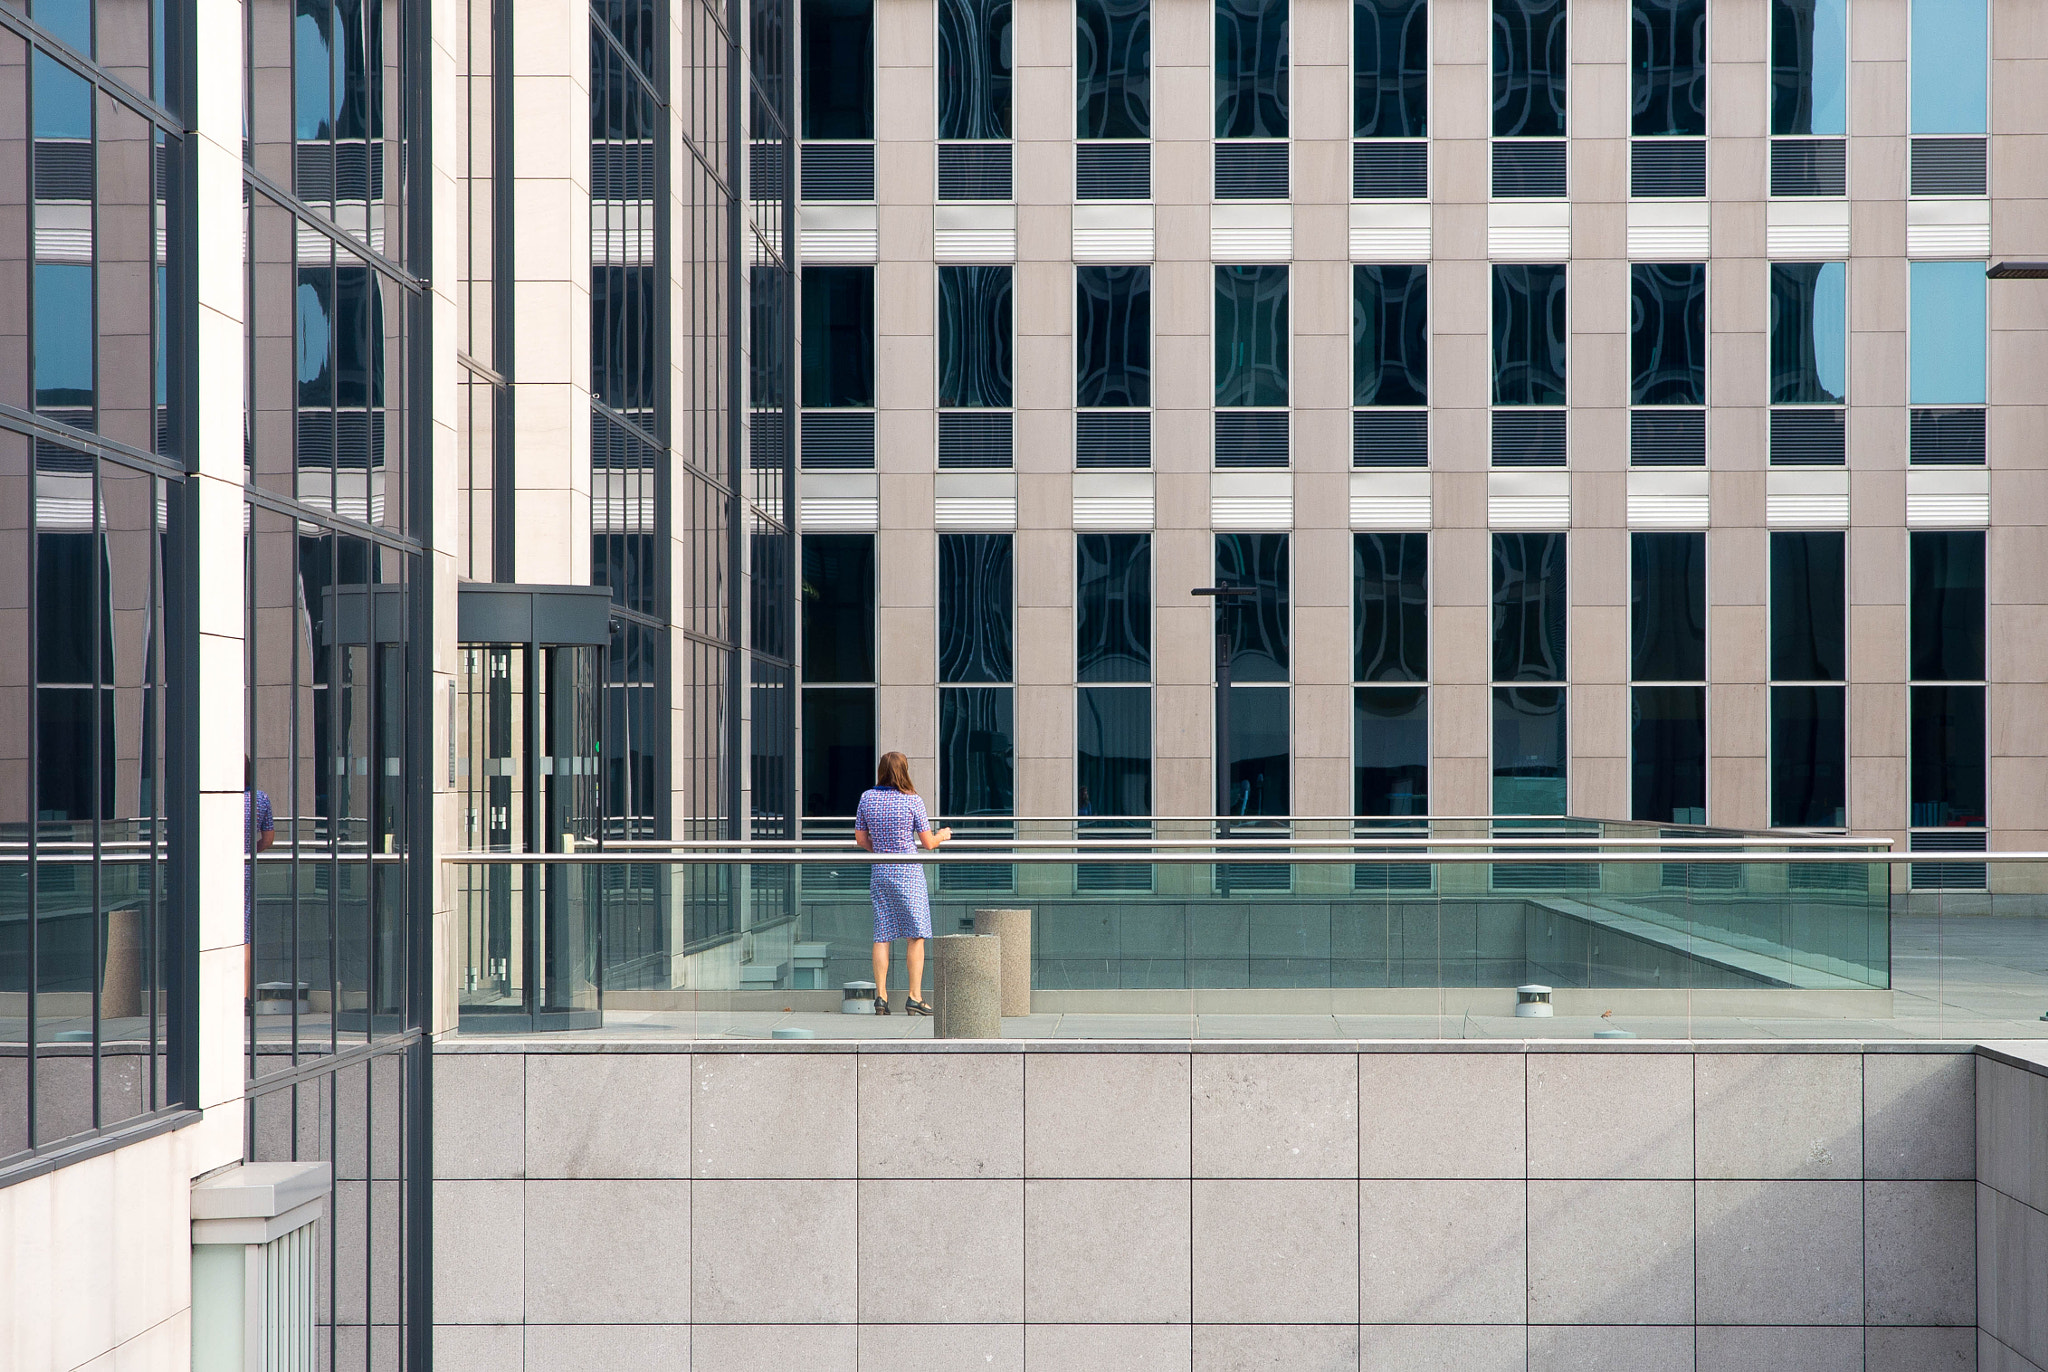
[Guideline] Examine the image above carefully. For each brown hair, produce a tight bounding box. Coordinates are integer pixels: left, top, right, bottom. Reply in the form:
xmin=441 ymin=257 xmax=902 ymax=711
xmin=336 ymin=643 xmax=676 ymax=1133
xmin=875 ymin=751 xmax=917 ymax=794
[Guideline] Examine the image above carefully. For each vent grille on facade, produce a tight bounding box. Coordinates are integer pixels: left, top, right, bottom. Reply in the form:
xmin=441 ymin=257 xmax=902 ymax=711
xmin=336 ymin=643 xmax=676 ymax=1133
xmin=801 ymin=142 xmax=874 ymax=200
xmin=1630 ymin=409 xmax=1706 ymax=466
xmin=1491 ymin=409 xmax=1566 ymax=467
xmin=294 ymin=140 xmax=385 ymax=203
xmin=32 ymin=140 xmax=93 ymax=199
xmin=1769 ymin=408 xmax=1846 ymax=465
xmin=1216 ymin=863 xmax=1290 ymax=892
xmin=1214 ymin=410 xmax=1289 ymax=467
xmin=1352 ymin=409 xmax=1428 ymax=467
xmin=1910 ymin=829 xmax=1987 ymax=891
xmin=1911 ymin=137 xmax=1988 ymax=197
xmin=1352 ymin=141 xmax=1427 ymax=199
xmin=750 ymin=410 xmax=788 ymax=469
xmin=1910 ymin=407 xmax=1986 ymax=464
xmin=1077 ymin=142 xmax=1150 ymax=200
xmin=296 ymin=410 xmax=388 ymax=469
xmin=940 ymin=864 xmax=1015 ymax=893
xmin=800 ymin=410 xmax=874 ymax=468
xmin=1353 ymin=862 xmax=1433 ymax=892
xmin=937 ymin=411 xmax=1013 ymax=468
xmin=1631 ymin=139 xmax=1706 ymax=198
xmin=937 ymin=143 xmax=1012 ymax=201
xmin=749 ymin=142 xmax=788 ymax=200
xmin=1076 ymin=410 xmax=1151 ymax=468
xmin=1770 ymin=139 xmax=1846 ymax=197
xmin=1214 ymin=141 xmax=1288 ymax=199
xmin=1076 ymin=862 xmax=1154 ymax=892
xmin=590 ymin=142 xmax=657 ymax=201
xmin=1491 ymin=862 xmax=1597 ymax=891
xmin=1491 ymin=140 xmax=1566 ymax=198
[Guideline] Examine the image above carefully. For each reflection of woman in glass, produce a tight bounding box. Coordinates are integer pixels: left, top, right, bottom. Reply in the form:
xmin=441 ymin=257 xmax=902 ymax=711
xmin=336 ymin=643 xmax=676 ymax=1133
xmin=855 ymin=753 xmax=952 ymax=1015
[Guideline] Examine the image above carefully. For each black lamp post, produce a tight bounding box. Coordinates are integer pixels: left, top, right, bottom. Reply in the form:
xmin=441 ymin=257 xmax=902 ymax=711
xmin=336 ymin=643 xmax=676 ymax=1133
xmin=1193 ymin=583 xmax=1257 ymax=840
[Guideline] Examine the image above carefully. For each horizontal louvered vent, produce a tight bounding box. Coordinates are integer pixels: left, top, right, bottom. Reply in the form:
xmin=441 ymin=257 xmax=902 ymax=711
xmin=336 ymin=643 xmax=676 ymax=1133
xmin=1353 ymin=863 xmax=1433 ymax=892
xmin=1631 ymin=409 xmax=1706 ymax=466
xmin=33 ymin=140 xmax=93 ymax=199
xmin=1631 ymin=139 xmax=1706 ymax=198
xmin=296 ymin=410 xmax=388 ymax=468
xmin=800 ymin=410 xmax=874 ymax=468
xmin=295 ymin=141 xmax=385 ymax=203
xmin=937 ymin=143 xmax=1012 ymax=201
xmin=937 ymin=411 xmax=1013 ymax=468
xmin=1214 ymin=410 xmax=1289 ymax=467
xmin=1077 ymin=142 xmax=1150 ymax=200
xmin=1076 ymin=410 xmax=1151 ymax=468
xmin=1492 ymin=140 xmax=1566 ymax=198
xmin=1077 ymin=863 xmax=1154 ymax=893
xmin=1910 ymin=829 xmax=1987 ymax=891
xmin=1352 ymin=410 xmax=1428 ymax=467
xmin=801 ymin=143 xmax=874 ymax=200
xmin=1215 ymin=141 xmax=1289 ymax=199
xmin=1771 ymin=139 xmax=1846 ymax=197
xmin=1911 ymin=138 xmax=1988 ymax=197
xmin=1352 ymin=141 xmax=1427 ymax=199
xmin=1769 ymin=408 xmax=1846 ymax=465
xmin=1216 ymin=863 xmax=1290 ymax=892
xmin=750 ymin=410 xmax=788 ymax=470
xmin=1491 ymin=409 xmax=1566 ymax=467
xmin=749 ymin=142 xmax=788 ymax=200
xmin=1910 ymin=408 xmax=1986 ymax=464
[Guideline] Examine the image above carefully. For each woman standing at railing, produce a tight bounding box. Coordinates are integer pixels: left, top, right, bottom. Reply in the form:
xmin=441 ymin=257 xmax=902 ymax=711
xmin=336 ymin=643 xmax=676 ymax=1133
xmin=855 ymin=752 xmax=953 ymax=1015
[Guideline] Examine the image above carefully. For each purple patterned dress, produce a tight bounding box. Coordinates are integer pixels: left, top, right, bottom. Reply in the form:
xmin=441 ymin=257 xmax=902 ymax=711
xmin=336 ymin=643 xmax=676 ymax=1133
xmin=856 ymin=787 xmax=933 ymax=941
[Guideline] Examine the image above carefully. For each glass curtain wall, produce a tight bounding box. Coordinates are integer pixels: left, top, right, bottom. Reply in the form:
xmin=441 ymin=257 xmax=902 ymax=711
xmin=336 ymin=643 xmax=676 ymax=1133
xmin=1354 ymin=533 xmax=1427 ymax=816
xmin=1216 ymin=533 xmax=1288 ymax=816
xmin=1077 ymin=534 xmax=1151 ymax=818
xmin=1909 ymin=531 xmax=1986 ymax=885
xmin=1771 ymin=0 xmax=1847 ymax=195
xmin=1492 ymin=263 xmax=1566 ymax=465
xmin=800 ymin=534 xmax=875 ymax=819
xmin=1492 ymin=533 xmax=1566 ymax=814
xmin=1352 ymin=264 xmax=1427 ymax=466
xmin=1630 ymin=262 xmax=1705 ymax=465
xmin=939 ymin=534 xmax=1015 ymax=818
xmin=1630 ymin=532 xmax=1707 ymax=823
xmin=1770 ymin=530 xmax=1846 ymax=826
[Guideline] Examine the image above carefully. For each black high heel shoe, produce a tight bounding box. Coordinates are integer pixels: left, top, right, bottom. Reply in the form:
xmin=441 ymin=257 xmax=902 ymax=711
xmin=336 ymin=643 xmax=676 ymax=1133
xmin=906 ymin=996 xmax=933 ymax=1017
xmin=873 ymin=994 xmax=891 ymax=1015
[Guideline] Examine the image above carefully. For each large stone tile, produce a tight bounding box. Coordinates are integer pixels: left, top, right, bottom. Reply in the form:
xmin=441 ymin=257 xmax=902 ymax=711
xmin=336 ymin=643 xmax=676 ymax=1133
xmin=1358 ymin=1325 xmax=1524 ymax=1372
xmin=1025 ymin=1178 xmax=1191 ymax=1323
xmin=1978 ymin=1058 xmax=2048 ymax=1212
xmin=1978 ymin=1183 xmax=2048 ymax=1367
xmin=1191 ymin=1324 xmax=1357 ymax=1372
xmin=1980 ymin=1328 xmax=2048 ymax=1372
xmin=1026 ymin=1324 xmax=1191 ymax=1371
xmin=1526 ymin=1324 xmax=1692 ymax=1372
xmin=1192 ymin=1054 xmax=1358 ymax=1178
xmin=1358 ymin=1052 xmax=1525 ymax=1179
xmin=1865 ymin=1053 xmax=1974 ymax=1180
xmin=857 ymin=1323 xmax=1023 ymax=1370
xmin=1864 ymin=1326 xmax=1977 ymax=1372
xmin=525 ymin=1324 xmax=691 ymax=1372
xmin=1526 ymin=1180 xmax=1694 ymax=1325
xmin=432 ymin=1324 xmax=521 ymax=1372
xmin=1695 ymin=1180 xmax=1861 ymax=1326
xmin=525 ymin=1179 xmax=690 ymax=1323
xmin=1191 ymin=1180 xmax=1358 ymax=1324
xmin=1694 ymin=1325 xmax=1862 ymax=1372
xmin=1357 ymin=1179 xmax=1524 ymax=1323
xmin=1865 ymin=1180 xmax=1975 ymax=1326
xmin=693 ymin=1053 xmax=857 ymax=1178
xmin=1527 ymin=1053 xmax=1692 ymax=1179
xmin=1024 ymin=1052 xmax=1191 ymax=1178
xmin=858 ymin=1179 xmax=1024 ymax=1323
xmin=525 ymin=1053 xmax=692 ymax=1179
xmin=432 ymin=1180 xmax=523 ymax=1325
xmin=689 ymin=1324 xmax=857 ymax=1372
xmin=858 ymin=1053 xmax=1023 ymax=1178
xmin=432 ymin=1052 xmax=526 ymax=1179
xmin=693 ymin=1179 xmax=858 ymax=1324
xmin=1695 ymin=1053 xmax=1861 ymax=1180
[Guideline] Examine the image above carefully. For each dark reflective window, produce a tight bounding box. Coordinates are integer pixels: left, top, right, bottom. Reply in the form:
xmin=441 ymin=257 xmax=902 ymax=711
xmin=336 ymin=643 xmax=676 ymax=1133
xmin=1078 ymin=0 xmax=1150 ymax=139
xmin=1911 ymin=685 xmax=1985 ymax=827
xmin=1077 ymin=266 xmax=1151 ymax=408
xmin=1224 ymin=685 xmax=1289 ymax=816
xmin=941 ymin=686 xmax=1015 ymax=816
xmin=1631 ymin=532 xmax=1705 ymax=681
xmin=1215 ymin=265 xmax=1289 ymax=407
xmin=1492 ymin=532 xmax=1565 ymax=683
xmin=1078 ymin=687 xmax=1150 ymax=816
xmin=939 ymin=265 xmax=1013 ymax=408
xmin=752 ymin=266 xmax=790 ymax=410
xmin=1770 ymin=531 xmax=1844 ymax=681
xmin=1215 ymin=0 xmax=1288 ymax=138
xmin=1772 ymin=684 xmax=1846 ymax=826
xmin=1494 ymin=685 xmax=1565 ymax=815
xmin=1216 ymin=532 xmax=1288 ymax=682
xmin=1492 ymin=264 xmax=1566 ymax=406
xmin=802 ymin=534 xmax=874 ymax=682
xmin=593 ymin=266 xmax=659 ymax=416
xmin=803 ymin=0 xmax=874 ymax=138
xmin=937 ymin=0 xmax=1012 ymax=139
xmin=802 ymin=267 xmax=874 ymax=407
xmin=1078 ymin=533 xmax=1150 ymax=683
xmin=1354 ymin=0 xmax=1427 ymax=138
xmin=1773 ymin=0 xmax=1847 ymax=135
xmin=1353 ymin=265 xmax=1427 ymax=407
xmin=1632 ymin=0 xmax=1706 ymax=136
xmin=1355 ymin=686 xmax=1427 ymax=816
xmin=1631 ymin=263 xmax=1705 ymax=406
xmin=1353 ymin=532 xmax=1426 ymax=683
xmin=1770 ymin=262 xmax=1846 ymax=405
xmin=939 ymin=533 xmax=1013 ymax=683
xmin=1632 ymin=685 xmax=1706 ymax=823
xmin=802 ymin=688 xmax=876 ymax=816
xmin=1910 ymin=531 xmax=1984 ymax=682
xmin=1493 ymin=0 xmax=1567 ymax=137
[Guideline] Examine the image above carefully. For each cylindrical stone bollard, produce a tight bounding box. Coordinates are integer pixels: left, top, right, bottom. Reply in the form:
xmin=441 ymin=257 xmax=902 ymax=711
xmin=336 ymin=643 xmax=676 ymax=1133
xmin=972 ymin=907 xmax=1032 ymax=1016
xmin=101 ymin=906 xmax=143 ymax=1019
xmin=930 ymin=934 xmax=1002 ymax=1038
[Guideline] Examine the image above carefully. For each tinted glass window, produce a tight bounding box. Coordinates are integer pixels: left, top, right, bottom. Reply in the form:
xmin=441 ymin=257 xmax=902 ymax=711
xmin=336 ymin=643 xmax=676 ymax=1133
xmin=1353 ymin=265 xmax=1427 ymax=407
xmin=1770 ymin=531 xmax=1845 ymax=681
xmin=1493 ymin=0 xmax=1567 ymax=137
xmin=1224 ymin=686 xmax=1289 ymax=816
xmin=1910 ymin=530 xmax=1984 ymax=681
xmin=1910 ymin=685 xmax=1985 ymax=827
xmin=1631 ymin=532 xmax=1706 ymax=682
xmin=752 ymin=266 xmax=790 ymax=410
xmin=1215 ymin=266 xmax=1288 ymax=407
xmin=1773 ymin=0 xmax=1847 ymax=135
xmin=937 ymin=0 xmax=1013 ymax=139
xmin=802 ymin=687 xmax=875 ymax=815
xmin=1910 ymin=261 xmax=1985 ymax=406
xmin=1632 ymin=685 xmax=1706 ymax=823
xmin=1078 ymin=0 xmax=1150 ymax=139
xmin=1492 ymin=264 xmax=1567 ymax=406
xmin=801 ymin=267 xmax=874 ymax=407
xmin=1077 ymin=266 xmax=1151 ymax=408
xmin=1078 ymin=686 xmax=1151 ymax=816
xmin=1216 ymin=0 xmax=1288 ymax=138
xmin=939 ymin=532 xmax=1014 ymax=683
xmin=1354 ymin=532 xmax=1427 ymax=683
xmin=1770 ymin=262 xmax=1846 ymax=405
xmin=1910 ymin=0 xmax=1986 ymax=134
xmin=1492 ymin=532 xmax=1566 ymax=682
xmin=1632 ymin=0 xmax=1706 ymax=136
xmin=941 ymin=686 xmax=1015 ymax=816
xmin=1355 ymin=686 xmax=1427 ymax=816
xmin=1354 ymin=0 xmax=1427 ymax=138
xmin=1631 ymin=263 xmax=1706 ymax=406
xmin=802 ymin=0 xmax=874 ymax=137
xmin=1494 ymin=685 xmax=1566 ymax=815
xmin=1216 ymin=532 xmax=1289 ymax=682
xmin=801 ymin=534 xmax=874 ymax=682
xmin=1772 ymin=684 xmax=1846 ymax=826
xmin=1078 ymin=533 xmax=1151 ymax=683
xmin=939 ymin=266 xmax=1013 ymax=408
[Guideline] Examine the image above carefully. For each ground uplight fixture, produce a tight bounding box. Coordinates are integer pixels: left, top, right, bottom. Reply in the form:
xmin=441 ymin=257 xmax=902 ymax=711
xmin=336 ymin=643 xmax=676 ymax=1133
xmin=1986 ymin=261 xmax=2048 ymax=279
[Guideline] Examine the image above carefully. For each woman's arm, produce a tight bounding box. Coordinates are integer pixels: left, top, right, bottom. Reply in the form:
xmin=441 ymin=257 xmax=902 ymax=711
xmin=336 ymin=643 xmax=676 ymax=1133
xmin=855 ymin=828 xmax=873 ymax=852
xmin=917 ymin=825 xmax=953 ymax=850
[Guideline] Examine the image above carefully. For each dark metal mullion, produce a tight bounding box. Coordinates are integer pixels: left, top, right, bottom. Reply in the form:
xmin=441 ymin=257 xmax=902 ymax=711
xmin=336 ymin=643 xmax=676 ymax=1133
xmin=0 ymin=407 xmax=186 ymax=484
xmin=489 ymin=0 xmax=516 ymax=581
xmin=89 ymin=462 xmax=104 ymax=1126
xmin=289 ymin=513 xmax=305 ymax=1068
xmin=240 ymin=482 xmax=423 ymax=558
xmin=723 ymin=0 xmax=747 ymax=838
xmin=651 ymin=0 xmax=675 ymax=845
xmin=146 ymin=475 xmax=162 ymax=1109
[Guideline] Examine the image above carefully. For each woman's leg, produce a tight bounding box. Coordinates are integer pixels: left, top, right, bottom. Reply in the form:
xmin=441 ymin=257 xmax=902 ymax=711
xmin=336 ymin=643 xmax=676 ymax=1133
xmin=872 ymin=939 xmax=890 ymax=1003
xmin=907 ymin=937 xmax=925 ymax=1001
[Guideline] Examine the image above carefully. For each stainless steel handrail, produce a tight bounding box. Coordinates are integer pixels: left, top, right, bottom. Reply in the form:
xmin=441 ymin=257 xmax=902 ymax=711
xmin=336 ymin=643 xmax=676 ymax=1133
xmin=441 ymin=848 xmax=1941 ymax=867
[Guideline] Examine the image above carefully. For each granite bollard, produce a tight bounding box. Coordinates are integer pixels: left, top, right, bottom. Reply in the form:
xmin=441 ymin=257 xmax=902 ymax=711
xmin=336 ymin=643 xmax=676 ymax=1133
xmin=972 ymin=907 xmax=1031 ymax=1016
xmin=931 ymin=933 xmax=1002 ymax=1038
